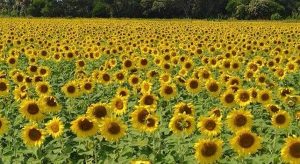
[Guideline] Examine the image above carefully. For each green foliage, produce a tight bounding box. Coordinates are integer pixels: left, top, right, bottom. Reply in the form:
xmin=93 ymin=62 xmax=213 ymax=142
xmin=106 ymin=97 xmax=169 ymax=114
xmin=270 ymin=13 xmax=282 ymax=20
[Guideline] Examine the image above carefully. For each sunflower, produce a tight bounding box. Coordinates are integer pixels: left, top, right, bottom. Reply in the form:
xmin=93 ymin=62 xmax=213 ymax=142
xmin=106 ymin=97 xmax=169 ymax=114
xmin=99 ymin=71 xmax=112 ymax=85
xmin=194 ymin=138 xmax=223 ymax=164
xmin=114 ymin=69 xmax=127 ymax=84
xmin=13 ymin=85 xmax=28 ymax=101
xmin=116 ymin=87 xmax=130 ymax=99
xmin=197 ymin=116 xmax=222 ymax=137
xmin=220 ymin=90 xmax=236 ymax=107
xmin=140 ymin=81 xmax=152 ymax=95
xmin=159 ymin=83 xmax=177 ymax=100
xmin=205 ymin=79 xmax=221 ymax=96
xmin=36 ymin=81 xmax=52 ymax=96
xmin=40 ymin=96 xmax=61 ymax=113
xmin=86 ymin=102 xmax=111 ymax=121
xmin=209 ymin=108 xmax=222 ymax=118
xmin=265 ymin=104 xmax=280 ymax=114
xmin=80 ymin=79 xmax=95 ymax=94
xmin=278 ymin=87 xmax=294 ymax=101
xmin=70 ymin=115 xmax=98 ymax=138
xmin=281 ymin=136 xmax=300 ymax=164
xmin=235 ymin=89 xmax=252 ymax=106
xmin=159 ymin=73 xmax=172 ymax=84
xmin=38 ymin=66 xmax=50 ymax=77
xmin=22 ymin=123 xmax=45 ymax=147
xmin=258 ymin=89 xmax=272 ymax=105
xmin=185 ymin=78 xmax=201 ymax=94
xmin=173 ymin=102 xmax=195 ymax=116
xmin=198 ymin=68 xmax=211 ymax=81
xmin=128 ymin=74 xmax=140 ymax=88
xmin=45 ymin=117 xmax=64 ymax=138
xmin=230 ymin=129 xmax=262 ymax=156
xmin=0 ymin=116 xmax=9 ymax=136
xmin=110 ymin=95 xmax=127 ymax=115
xmin=271 ymin=110 xmax=291 ymax=129
xmin=144 ymin=114 xmax=159 ymax=133
xmin=61 ymin=81 xmax=81 ymax=98
xmin=0 ymin=79 xmax=9 ymax=97
xmin=227 ymin=109 xmax=253 ymax=132
xmin=19 ymin=99 xmax=45 ymax=121
xmin=169 ymin=114 xmax=195 ymax=136
xmin=131 ymin=106 xmax=151 ymax=132
xmin=139 ymin=94 xmax=158 ymax=109
xmin=100 ymin=117 xmax=127 ymax=142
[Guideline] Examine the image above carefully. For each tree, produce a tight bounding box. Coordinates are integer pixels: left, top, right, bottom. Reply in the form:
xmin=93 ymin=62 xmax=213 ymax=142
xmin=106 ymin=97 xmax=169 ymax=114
xmin=247 ymin=0 xmax=284 ymax=19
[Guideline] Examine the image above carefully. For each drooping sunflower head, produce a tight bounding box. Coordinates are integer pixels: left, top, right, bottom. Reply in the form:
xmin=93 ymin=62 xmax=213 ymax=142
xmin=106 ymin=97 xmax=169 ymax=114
xmin=281 ymin=136 xmax=300 ymax=164
xmin=169 ymin=114 xmax=195 ymax=136
xmin=70 ymin=115 xmax=98 ymax=138
xmin=271 ymin=110 xmax=291 ymax=129
xmin=100 ymin=117 xmax=127 ymax=142
xmin=230 ymin=129 xmax=262 ymax=156
xmin=197 ymin=116 xmax=222 ymax=137
xmin=45 ymin=117 xmax=64 ymax=138
xmin=194 ymin=138 xmax=223 ymax=164
xmin=22 ymin=123 xmax=45 ymax=147
xmin=227 ymin=109 xmax=253 ymax=132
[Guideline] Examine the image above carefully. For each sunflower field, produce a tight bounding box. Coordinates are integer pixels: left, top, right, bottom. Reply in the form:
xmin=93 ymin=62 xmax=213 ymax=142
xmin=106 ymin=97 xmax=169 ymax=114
xmin=0 ymin=18 xmax=299 ymax=164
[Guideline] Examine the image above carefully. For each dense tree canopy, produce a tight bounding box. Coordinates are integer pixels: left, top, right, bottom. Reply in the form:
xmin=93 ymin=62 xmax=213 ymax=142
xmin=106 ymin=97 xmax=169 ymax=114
xmin=0 ymin=0 xmax=300 ymax=19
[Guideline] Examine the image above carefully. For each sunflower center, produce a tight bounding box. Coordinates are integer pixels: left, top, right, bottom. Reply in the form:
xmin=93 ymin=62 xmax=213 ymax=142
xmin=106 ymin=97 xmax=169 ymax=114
xmin=40 ymin=84 xmax=48 ymax=93
xmin=40 ymin=68 xmax=47 ymax=75
xmin=225 ymin=94 xmax=234 ymax=103
xmin=137 ymin=109 xmax=149 ymax=123
xmin=175 ymin=118 xmax=184 ymax=131
xmin=261 ymin=93 xmax=270 ymax=101
xmin=144 ymin=95 xmax=154 ymax=105
xmin=27 ymin=103 xmax=39 ymax=114
xmin=235 ymin=114 xmax=247 ymax=127
xmin=281 ymin=89 xmax=291 ymax=97
xmin=9 ymin=58 xmax=16 ymax=64
xmin=205 ymin=120 xmax=216 ymax=131
xmin=46 ymin=97 xmax=57 ymax=107
xmin=258 ymin=76 xmax=265 ymax=83
xmin=164 ymin=86 xmax=174 ymax=95
xmin=141 ymin=59 xmax=148 ymax=65
xmin=202 ymin=71 xmax=210 ymax=79
xmin=30 ymin=65 xmax=38 ymax=72
xmin=0 ymin=82 xmax=7 ymax=91
xmin=108 ymin=122 xmax=121 ymax=134
xmin=28 ymin=128 xmax=42 ymax=141
xmin=119 ymin=91 xmax=127 ymax=97
xmin=51 ymin=124 xmax=59 ymax=133
xmin=185 ymin=63 xmax=192 ymax=69
xmin=0 ymin=120 xmax=2 ymax=128
xmin=116 ymin=73 xmax=124 ymax=80
xmin=102 ymin=74 xmax=110 ymax=82
xmin=251 ymin=90 xmax=257 ymax=98
xmin=275 ymin=114 xmax=286 ymax=125
xmin=213 ymin=109 xmax=221 ymax=117
xmin=84 ymin=83 xmax=92 ymax=90
xmin=239 ymin=92 xmax=250 ymax=102
xmin=67 ymin=86 xmax=76 ymax=93
xmin=289 ymin=142 xmax=300 ymax=158
xmin=201 ymin=142 xmax=217 ymax=157
xmin=78 ymin=119 xmax=94 ymax=131
xmin=17 ymin=75 xmax=24 ymax=82
xmin=239 ymin=133 xmax=255 ymax=148
xmin=124 ymin=60 xmax=132 ymax=68
xmin=132 ymin=77 xmax=139 ymax=84
xmin=208 ymin=83 xmax=219 ymax=92
xmin=93 ymin=106 xmax=107 ymax=118
xmin=269 ymin=105 xmax=279 ymax=113
xmin=146 ymin=118 xmax=156 ymax=127
xmin=189 ymin=80 xmax=199 ymax=89
xmin=179 ymin=105 xmax=192 ymax=115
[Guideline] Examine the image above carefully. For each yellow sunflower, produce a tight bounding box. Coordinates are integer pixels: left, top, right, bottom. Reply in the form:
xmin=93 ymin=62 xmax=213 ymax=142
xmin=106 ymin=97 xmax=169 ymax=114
xmin=86 ymin=102 xmax=111 ymax=121
xmin=0 ymin=116 xmax=9 ymax=136
xmin=281 ymin=136 xmax=300 ymax=164
xmin=169 ymin=114 xmax=195 ymax=136
xmin=173 ymin=102 xmax=195 ymax=116
xmin=111 ymin=95 xmax=127 ymax=115
xmin=185 ymin=78 xmax=201 ymax=94
xmin=139 ymin=94 xmax=158 ymax=110
xmin=0 ymin=79 xmax=9 ymax=97
xmin=19 ymin=99 xmax=45 ymax=121
xmin=131 ymin=106 xmax=151 ymax=132
xmin=45 ymin=117 xmax=64 ymax=138
xmin=70 ymin=115 xmax=98 ymax=138
xmin=159 ymin=83 xmax=177 ymax=100
xmin=100 ymin=117 xmax=127 ymax=142
xmin=61 ymin=81 xmax=81 ymax=98
xmin=39 ymin=96 xmax=61 ymax=113
xmin=22 ymin=123 xmax=45 ymax=147
xmin=230 ymin=129 xmax=262 ymax=156
xmin=194 ymin=138 xmax=223 ymax=164
xmin=197 ymin=116 xmax=222 ymax=137
xmin=227 ymin=109 xmax=253 ymax=132
xmin=220 ymin=90 xmax=236 ymax=107
xmin=271 ymin=110 xmax=291 ymax=129
xmin=258 ymin=89 xmax=272 ymax=105
xmin=205 ymin=79 xmax=221 ymax=97
xmin=235 ymin=89 xmax=252 ymax=106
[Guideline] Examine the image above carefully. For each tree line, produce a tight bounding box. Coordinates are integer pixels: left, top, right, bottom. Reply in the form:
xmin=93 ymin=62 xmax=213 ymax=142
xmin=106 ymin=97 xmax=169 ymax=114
xmin=0 ymin=0 xmax=300 ymax=19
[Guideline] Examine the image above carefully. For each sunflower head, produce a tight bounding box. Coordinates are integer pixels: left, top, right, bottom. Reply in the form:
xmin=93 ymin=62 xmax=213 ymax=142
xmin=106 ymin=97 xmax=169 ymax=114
xmin=169 ymin=114 xmax=195 ymax=136
xmin=100 ymin=117 xmax=127 ymax=142
xmin=271 ymin=110 xmax=291 ymax=129
xmin=22 ymin=124 xmax=45 ymax=147
xmin=70 ymin=116 xmax=98 ymax=138
xmin=197 ymin=116 xmax=222 ymax=137
xmin=281 ymin=136 xmax=300 ymax=164
xmin=194 ymin=138 xmax=223 ymax=164
xmin=45 ymin=117 xmax=64 ymax=138
xmin=227 ymin=109 xmax=253 ymax=132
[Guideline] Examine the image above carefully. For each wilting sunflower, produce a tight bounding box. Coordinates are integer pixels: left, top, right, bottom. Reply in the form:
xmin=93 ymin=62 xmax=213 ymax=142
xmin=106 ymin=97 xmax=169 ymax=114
xmin=173 ymin=102 xmax=195 ymax=116
xmin=281 ymin=136 xmax=300 ymax=164
xmin=227 ymin=109 xmax=253 ymax=132
xmin=257 ymin=89 xmax=272 ymax=105
xmin=70 ymin=115 xmax=98 ymax=138
xmin=206 ymin=79 xmax=221 ymax=96
xmin=197 ymin=116 xmax=222 ymax=137
xmin=86 ymin=102 xmax=111 ymax=121
xmin=271 ymin=110 xmax=291 ymax=129
xmin=22 ymin=123 xmax=45 ymax=147
xmin=185 ymin=78 xmax=201 ymax=94
xmin=40 ymin=96 xmax=61 ymax=113
xmin=0 ymin=79 xmax=9 ymax=97
xmin=100 ymin=117 xmax=127 ymax=142
xmin=159 ymin=83 xmax=177 ymax=100
xmin=220 ymin=90 xmax=236 ymax=107
xmin=139 ymin=94 xmax=158 ymax=109
xmin=111 ymin=95 xmax=127 ymax=115
xmin=235 ymin=89 xmax=252 ymax=106
xmin=19 ymin=99 xmax=44 ymax=121
xmin=230 ymin=129 xmax=262 ymax=156
xmin=0 ymin=116 xmax=9 ymax=136
xmin=169 ymin=114 xmax=195 ymax=136
xmin=45 ymin=117 xmax=64 ymax=138
xmin=194 ymin=138 xmax=223 ymax=164
xmin=61 ymin=81 xmax=81 ymax=98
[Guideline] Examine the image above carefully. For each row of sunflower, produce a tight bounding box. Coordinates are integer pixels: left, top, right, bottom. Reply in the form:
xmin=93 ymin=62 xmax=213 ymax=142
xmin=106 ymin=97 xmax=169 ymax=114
xmin=0 ymin=18 xmax=300 ymax=163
